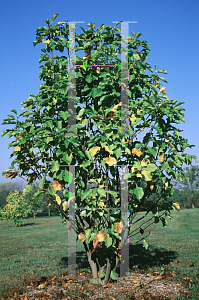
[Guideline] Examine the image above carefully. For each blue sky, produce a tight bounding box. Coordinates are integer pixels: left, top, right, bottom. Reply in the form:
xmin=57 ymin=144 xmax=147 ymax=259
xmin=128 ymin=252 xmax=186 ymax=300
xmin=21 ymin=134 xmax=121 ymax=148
xmin=0 ymin=0 xmax=199 ymax=192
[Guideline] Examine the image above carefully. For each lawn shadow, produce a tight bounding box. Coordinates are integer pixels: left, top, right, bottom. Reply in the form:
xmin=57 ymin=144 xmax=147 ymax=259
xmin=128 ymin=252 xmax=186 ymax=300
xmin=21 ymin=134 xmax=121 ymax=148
xmin=5 ymin=222 xmax=36 ymax=227
xmin=128 ymin=243 xmax=178 ymax=271
xmin=59 ymin=243 xmax=178 ymax=274
xmin=18 ymin=222 xmax=36 ymax=227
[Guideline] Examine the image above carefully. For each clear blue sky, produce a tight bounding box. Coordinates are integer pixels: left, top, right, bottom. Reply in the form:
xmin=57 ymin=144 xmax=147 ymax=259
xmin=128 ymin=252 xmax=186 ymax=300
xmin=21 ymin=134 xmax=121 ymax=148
xmin=1 ymin=0 xmax=199 ymax=192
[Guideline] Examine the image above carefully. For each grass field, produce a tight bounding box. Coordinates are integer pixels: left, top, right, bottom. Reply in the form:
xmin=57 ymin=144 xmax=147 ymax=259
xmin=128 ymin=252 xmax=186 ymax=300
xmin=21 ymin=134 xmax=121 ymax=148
xmin=0 ymin=208 xmax=198 ymax=299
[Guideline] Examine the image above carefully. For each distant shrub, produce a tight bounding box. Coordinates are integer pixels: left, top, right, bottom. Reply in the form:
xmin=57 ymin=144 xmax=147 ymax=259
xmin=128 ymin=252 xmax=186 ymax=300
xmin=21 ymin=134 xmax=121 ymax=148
xmin=0 ymin=190 xmax=32 ymax=226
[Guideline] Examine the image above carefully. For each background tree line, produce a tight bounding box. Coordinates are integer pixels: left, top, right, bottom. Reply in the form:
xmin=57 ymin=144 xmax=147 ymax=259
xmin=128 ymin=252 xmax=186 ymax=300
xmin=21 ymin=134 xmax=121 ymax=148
xmin=0 ymin=164 xmax=198 ymax=218
xmin=143 ymin=164 xmax=199 ymax=209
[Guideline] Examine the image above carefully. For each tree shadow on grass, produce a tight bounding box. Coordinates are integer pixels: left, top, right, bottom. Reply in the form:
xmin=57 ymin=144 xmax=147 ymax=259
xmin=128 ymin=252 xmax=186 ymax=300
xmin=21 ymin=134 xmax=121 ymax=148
xmin=5 ymin=222 xmax=36 ymax=227
xmin=18 ymin=222 xmax=36 ymax=227
xmin=128 ymin=243 xmax=178 ymax=271
xmin=59 ymin=243 xmax=178 ymax=274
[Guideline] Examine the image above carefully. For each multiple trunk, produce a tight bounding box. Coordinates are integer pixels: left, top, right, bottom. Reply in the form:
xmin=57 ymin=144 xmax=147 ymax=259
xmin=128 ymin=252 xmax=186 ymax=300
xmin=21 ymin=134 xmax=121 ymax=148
xmin=83 ymin=240 xmax=121 ymax=285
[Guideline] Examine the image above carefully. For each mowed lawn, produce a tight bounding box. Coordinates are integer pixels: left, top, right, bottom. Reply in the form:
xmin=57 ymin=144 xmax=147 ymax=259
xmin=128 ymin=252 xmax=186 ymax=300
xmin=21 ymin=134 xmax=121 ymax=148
xmin=0 ymin=208 xmax=198 ymax=299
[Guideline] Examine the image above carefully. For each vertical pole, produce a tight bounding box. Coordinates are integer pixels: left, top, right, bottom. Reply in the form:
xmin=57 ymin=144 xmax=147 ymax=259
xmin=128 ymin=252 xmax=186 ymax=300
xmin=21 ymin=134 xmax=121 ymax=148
xmin=67 ymin=21 xmax=84 ymax=279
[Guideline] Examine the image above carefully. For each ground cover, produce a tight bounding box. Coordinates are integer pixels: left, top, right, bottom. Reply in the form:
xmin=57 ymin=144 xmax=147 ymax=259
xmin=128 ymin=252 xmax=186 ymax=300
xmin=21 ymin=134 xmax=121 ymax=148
xmin=0 ymin=209 xmax=198 ymax=299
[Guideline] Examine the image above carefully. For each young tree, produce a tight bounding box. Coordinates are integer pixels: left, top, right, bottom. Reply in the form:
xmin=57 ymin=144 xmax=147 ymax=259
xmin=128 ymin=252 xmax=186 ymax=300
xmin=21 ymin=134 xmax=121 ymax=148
xmin=0 ymin=180 xmax=25 ymax=209
xmin=23 ymin=180 xmax=48 ymax=218
xmin=0 ymin=180 xmax=47 ymax=223
xmin=1 ymin=14 xmax=198 ymax=285
xmin=0 ymin=189 xmax=32 ymax=227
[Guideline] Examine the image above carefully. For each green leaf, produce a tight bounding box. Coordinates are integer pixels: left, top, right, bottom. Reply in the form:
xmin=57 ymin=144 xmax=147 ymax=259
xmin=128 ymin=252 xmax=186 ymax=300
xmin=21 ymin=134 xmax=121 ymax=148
xmin=89 ymin=232 xmax=98 ymax=242
xmin=134 ymin=186 xmax=144 ymax=200
xmin=104 ymin=233 xmax=112 ymax=248
xmin=52 ymin=14 xmax=59 ymax=23
xmin=135 ymin=85 xmax=142 ymax=94
xmin=161 ymin=162 xmax=169 ymax=169
xmin=2 ymin=119 xmax=16 ymax=125
xmin=108 ymin=229 xmax=121 ymax=240
xmin=39 ymin=176 xmax=46 ymax=189
xmin=2 ymin=170 xmax=12 ymax=176
xmin=59 ymin=38 xmax=67 ymax=47
xmin=179 ymin=115 xmax=186 ymax=123
xmin=157 ymin=70 xmax=167 ymax=74
xmin=17 ymin=136 xmax=26 ymax=145
xmin=143 ymin=239 xmax=148 ymax=250
xmin=147 ymin=147 xmax=157 ymax=156
xmin=81 ymin=189 xmax=93 ymax=201
xmin=11 ymin=109 xmax=18 ymax=116
xmin=85 ymin=150 xmax=92 ymax=160
xmin=85 ymin=228 xmax=91 ymax=243
xmin=97 ymin=188 xmax=106 ymax=197
xmin=114 ymin=149 xmax=122 ymax=159
xmin=68 ymin=136 xmax=80 ymax=148
xmin=79 ymin=26 xmax=86 ymax=33
xmin=25 ymin=96 xmax=35 ymax=104
xmin=100 ymin=272 xmax=106 ymax=279
xmin=110 ymin=269 xmax=118 ymax=280
xmin=80 ymin=210 xmax=87 ymax=217
xmin=46 ymin=137 xmax=53 ymax=144
xmin=133 ymin=53 xmax=140 ymax=61
xmin=47 ymin=188 xmax=54 ymax=197
xmin=146 ymin=163 xmax=157 ymax=172
xmin=106 ymin=190 xmax=118 ymax=199
xmin=159 ymin=77 xmax=168 ymax=83
xmin=146 ymin=65 xmax=153 ymax=72
xmin=129 ymin=74 xmax=135 ymax=83
xmin=7 ymin=114 xmax=16 ymax=120
xmin=114 ymin=21 xmax=122 ymax=27
xmin=135 ymin=32 xmax=142 ymax=39
xmin=32 ymin=190 xmax=44 ymax=200
xmin=59 ymin=111 xmax=68 ymax=120
xmin=23 ymin=111 xmax=35 ymax=116
xmin=174 ymin=106 xmax=185 ymax=111
xmin=80 ymin=160 xmax=92 ymax=168
xmin=142 ymin=170 xmax=152 ymax=181
xmin=174 ymin=101 xmax=185 ymax=107
xmin=85 ymin=74 xmax=93 ymax=83
xmin=46 ymin=120 xmax=53 ymax=129
xmin=92 ymin=87 xmax=103 ymax=99
xmin=89 ymin=279 xmax=98 ymax=284
xmin=64 ymin=139 xmax=69 ymax=148
xmin=146 ymin=98 xmax=155 ymax=107
xmin=51 ymin=161 xmax=60 ymax=172
xmin=82 ymin=119 xmax=88 ymax=126
xmin=1 ymin=130 xmax=11 ymax=137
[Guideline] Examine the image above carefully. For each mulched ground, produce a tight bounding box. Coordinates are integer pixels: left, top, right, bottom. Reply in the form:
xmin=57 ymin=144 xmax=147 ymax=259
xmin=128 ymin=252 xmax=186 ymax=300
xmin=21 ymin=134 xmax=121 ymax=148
xmin=1 ymin=267 xmax=191 ymax=300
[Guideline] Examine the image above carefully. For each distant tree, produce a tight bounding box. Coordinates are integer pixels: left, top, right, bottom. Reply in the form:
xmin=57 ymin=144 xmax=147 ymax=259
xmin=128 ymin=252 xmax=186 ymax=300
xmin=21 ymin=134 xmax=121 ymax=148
xmin=0 ymin=180 xmax=25 ymax=209
xmin=171 ymin=165 xmax=199 ymax=208
xmin=23 ymin=180 xmax=48 ymax=218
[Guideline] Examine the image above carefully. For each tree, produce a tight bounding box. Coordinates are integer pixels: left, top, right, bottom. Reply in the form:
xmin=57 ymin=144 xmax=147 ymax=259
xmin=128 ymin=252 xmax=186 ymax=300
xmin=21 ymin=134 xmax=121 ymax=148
xmin=171 ymin=165 xmax=199 ymax=208
xmin=0 ymin=189 xmax=32 ymax=226
xmin=0 ymin=180 xmax=48 ymax=223
xmin=23 ymin=180 xmax=48 ymax=218
xmin=0 ymin=180 xmax=25 ymax=209
xmin=1 ymin=14 xmax=198 ymax=285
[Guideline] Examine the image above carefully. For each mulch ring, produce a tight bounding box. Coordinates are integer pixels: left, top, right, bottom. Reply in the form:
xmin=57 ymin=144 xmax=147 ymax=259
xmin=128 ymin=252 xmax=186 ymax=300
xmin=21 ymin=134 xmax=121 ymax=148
xmin=1 ymin=267 xmax=190 ymax=300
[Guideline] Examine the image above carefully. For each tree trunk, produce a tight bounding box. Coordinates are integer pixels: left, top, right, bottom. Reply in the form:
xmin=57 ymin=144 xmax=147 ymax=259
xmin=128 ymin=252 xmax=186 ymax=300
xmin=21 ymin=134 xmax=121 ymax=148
xmin=47 ymin=206 xmax=51 ymax=216
xmin=83 ymin=240 xmax=120 ymax=285
xmin=192 ymin=203 xmax=195 ymax=208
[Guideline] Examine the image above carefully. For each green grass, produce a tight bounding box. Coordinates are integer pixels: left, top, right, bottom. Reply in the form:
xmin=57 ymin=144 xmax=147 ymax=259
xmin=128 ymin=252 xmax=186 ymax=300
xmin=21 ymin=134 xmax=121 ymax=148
xmin=0 ymin=209 xmax=199 ymax=299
